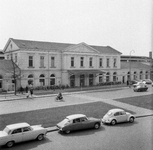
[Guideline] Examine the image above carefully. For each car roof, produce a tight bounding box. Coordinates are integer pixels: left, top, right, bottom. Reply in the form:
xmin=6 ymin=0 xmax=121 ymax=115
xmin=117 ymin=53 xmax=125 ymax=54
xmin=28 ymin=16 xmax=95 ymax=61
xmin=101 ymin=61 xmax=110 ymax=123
xmin=109 ymin=109 xmax=124 ymax=113
xmin=6 ymin=122 xmax=30 ymax=130
xmin=66 ymin=114 xmax=86 ymax=120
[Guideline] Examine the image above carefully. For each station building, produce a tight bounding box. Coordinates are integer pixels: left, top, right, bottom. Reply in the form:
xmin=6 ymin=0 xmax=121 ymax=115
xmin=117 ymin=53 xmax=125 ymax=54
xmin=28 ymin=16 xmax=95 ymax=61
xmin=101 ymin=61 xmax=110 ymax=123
xmin=0 ymin=38 xmax=152 ymax=91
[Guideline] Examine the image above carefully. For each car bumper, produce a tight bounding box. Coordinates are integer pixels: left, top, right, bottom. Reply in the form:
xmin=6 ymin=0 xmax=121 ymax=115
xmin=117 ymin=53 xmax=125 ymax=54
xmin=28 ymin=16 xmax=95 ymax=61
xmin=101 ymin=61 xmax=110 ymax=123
xmin=102 ymin=119 xmax=111 ymax=124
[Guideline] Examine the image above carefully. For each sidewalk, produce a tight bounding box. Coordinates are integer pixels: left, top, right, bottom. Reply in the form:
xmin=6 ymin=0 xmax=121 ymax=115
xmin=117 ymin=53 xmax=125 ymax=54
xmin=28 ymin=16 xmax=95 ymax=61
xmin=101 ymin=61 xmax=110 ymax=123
xmin=0 ymin=84 xmax=127 ymax=102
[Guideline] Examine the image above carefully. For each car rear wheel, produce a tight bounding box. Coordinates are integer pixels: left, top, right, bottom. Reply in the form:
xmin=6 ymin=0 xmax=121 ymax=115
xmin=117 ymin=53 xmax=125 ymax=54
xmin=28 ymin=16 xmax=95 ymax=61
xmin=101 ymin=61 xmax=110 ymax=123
xmin=129 ymin=117 xmax=134 ymax=123
xmin=37 ymin=134 xmax=44 ymax=141
xmin=111 ymin=119 xmax=116 ymax=125
xmin=6 ymin=141 xmax=14 ymax=148
xmin=94 ymin=123 xmax=100 ymax=129
xmin=65 ymin=130 xmax=70 ymax=134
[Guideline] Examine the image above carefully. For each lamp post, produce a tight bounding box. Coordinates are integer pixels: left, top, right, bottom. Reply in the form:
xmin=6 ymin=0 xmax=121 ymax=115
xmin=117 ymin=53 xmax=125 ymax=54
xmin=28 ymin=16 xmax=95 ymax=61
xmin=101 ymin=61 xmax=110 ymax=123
xmin=129 ymin=50 xmax=135 ymax=87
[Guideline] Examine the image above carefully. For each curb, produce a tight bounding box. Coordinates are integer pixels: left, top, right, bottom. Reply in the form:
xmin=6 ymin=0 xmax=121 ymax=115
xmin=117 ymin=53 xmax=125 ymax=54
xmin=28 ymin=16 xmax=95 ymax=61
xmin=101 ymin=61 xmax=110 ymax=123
xmin=135 ymin=114 xmax=153 ymax=118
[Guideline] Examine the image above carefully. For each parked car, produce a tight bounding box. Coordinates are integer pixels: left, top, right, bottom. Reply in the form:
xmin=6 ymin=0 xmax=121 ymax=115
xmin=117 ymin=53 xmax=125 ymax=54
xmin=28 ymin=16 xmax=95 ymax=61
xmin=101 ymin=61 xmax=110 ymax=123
xmin=56 ymin=114 xmax=101 ymax=134
xmin=102 ymin=109 xmax=135 ymax=125
xmin=0 ymin=122 xmax=47 ymax=148
xmin=141 ymin=79 xmax=153 ymax=84
xmin=133 ymin=82 xmax=148 ymax=92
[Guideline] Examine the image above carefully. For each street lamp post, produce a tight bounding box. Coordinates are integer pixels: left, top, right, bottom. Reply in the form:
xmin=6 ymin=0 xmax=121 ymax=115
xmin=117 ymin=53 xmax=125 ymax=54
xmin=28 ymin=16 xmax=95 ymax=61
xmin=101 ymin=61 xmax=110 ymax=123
xmin=129 ymin=50 xmax=135 ymax=87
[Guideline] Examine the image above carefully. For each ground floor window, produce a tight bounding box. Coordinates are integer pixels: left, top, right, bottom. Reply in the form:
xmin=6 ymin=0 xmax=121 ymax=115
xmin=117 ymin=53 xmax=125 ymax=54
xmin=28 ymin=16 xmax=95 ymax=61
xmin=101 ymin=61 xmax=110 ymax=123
xmin=145 ymin=71 xmax=149 ymax=79
xmin=99 ymin=74 xmax=103 ymax=83
xmin=39 ymin=74 xmax=45 ymax=86
xmin=28 ymin=74 xmax=34 ymax=85
xmin=106 ymin=72 xmax=110 ymax=82
xmin=0 ymin=75 xmax=2 ymax=88
xmin=50 ymin=74 xmax=55 ymax=85
xmin=113 ymin=72 xmax=117 ymax=82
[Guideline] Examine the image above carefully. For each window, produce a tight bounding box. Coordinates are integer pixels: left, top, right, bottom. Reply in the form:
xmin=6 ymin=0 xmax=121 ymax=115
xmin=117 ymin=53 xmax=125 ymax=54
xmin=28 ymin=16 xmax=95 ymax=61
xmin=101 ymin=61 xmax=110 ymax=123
xmin=73 ymin=118 xmax=81 ymax=123
xmin=71 ymin=57 xmax=74 ymax=67
xmin=15 ymin=54 xmax=17 ymax=63
xmin=12 ymin=128 xmax=22 ymax=134
xmin=51 ymin=57 xmax=55 ymax=68
xmin=40 ymin=56 xmax=44 ymax=67
xmin=7 ymin=55 xmax=9 ymax=60
xmin=50 ymin=74 xmax=55 ymax=85
xmin=89 ymin=57 xmax=93 ymax=67
xmin=99 ymin=58 xmax=103 ymax=67
xmin=113 ymin=58 xmax=117 ymax=67
xmin=29 ymin=56 xmax=33 ymax=67
xmin=39 ymin=74 xmax=45 ymax=86
xmin=106 ymin=58 xmax=110 ymax=67
xmin=80 ymin=57 xmax=84 ymax=67
xmin=23 ymin=127 xmax=31 ymax=132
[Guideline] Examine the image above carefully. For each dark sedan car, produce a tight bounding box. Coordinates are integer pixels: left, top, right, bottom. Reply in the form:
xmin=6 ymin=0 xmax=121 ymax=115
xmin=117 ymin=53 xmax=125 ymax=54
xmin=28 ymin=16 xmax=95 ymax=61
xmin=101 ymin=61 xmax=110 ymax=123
xmin=56 ymin=114 xmax=101 ymax=134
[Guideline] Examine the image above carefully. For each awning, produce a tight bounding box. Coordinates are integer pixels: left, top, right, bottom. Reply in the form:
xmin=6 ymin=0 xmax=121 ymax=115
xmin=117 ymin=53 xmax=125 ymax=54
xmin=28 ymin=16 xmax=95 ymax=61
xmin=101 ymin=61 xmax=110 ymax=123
xmin=68 ymin=69 xmax=105 ymax=75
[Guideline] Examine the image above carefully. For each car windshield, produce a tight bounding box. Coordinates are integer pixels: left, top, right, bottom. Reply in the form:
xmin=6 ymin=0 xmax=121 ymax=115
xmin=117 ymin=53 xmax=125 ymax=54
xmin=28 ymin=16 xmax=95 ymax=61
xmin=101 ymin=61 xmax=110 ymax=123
xmin=106 ymin=111 xmax=113 ymax=116
xmin=62 ymin=118 xmax=71 ymax=126
xmin=3 ymin=127 xmax=11 ymax=134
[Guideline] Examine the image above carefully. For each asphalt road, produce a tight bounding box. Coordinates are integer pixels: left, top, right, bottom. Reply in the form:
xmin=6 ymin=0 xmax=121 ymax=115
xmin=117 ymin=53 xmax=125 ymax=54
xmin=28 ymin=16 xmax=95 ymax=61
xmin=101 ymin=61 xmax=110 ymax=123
xmin=1 ymin=116 xmax=152 ymax=150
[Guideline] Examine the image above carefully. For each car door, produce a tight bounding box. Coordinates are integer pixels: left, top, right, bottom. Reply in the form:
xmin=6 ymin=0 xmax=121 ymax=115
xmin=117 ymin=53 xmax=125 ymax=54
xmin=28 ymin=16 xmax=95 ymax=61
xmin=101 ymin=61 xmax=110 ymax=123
xmin=115 ymin=111 xmax=127 ymax=123
xmin=80 ymin=117 xmax=93 ymax=129
xmin=71 ymin=118 xmax=82 ymax=131
xmin=22 ymin=127 xmax=35 ymax=142
xmin=11 ymin=128 xmax=23 ymax=143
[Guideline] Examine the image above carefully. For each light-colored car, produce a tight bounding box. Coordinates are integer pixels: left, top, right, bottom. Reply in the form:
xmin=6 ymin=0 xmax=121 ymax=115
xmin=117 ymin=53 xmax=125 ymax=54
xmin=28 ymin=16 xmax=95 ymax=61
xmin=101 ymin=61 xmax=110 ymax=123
xmin=0 ymin=122 xmax=47 ymax=148
xmin=133 ymin=82 xmax=148 ymax=92
xmin=102 ymin=109 xmax=135 ymax=125
xmin=57 ymin=114 xmax=101 ymax=134
xmin=141 ymin=79 xmax=153 ymax=84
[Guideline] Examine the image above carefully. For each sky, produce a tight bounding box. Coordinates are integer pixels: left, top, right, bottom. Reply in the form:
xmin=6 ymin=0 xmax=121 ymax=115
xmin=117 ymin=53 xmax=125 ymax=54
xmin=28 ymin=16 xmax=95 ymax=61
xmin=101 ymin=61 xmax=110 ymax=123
xmin=0 ymin=0 xmax=152 ymax=57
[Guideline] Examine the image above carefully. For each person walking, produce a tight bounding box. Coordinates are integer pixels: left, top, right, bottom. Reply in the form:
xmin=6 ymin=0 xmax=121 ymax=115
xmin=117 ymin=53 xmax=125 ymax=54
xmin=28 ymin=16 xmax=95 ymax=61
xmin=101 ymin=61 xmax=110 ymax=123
xmin=29 ymin=84 xmax=34 ymax=98
xmin=26 ymin=85 xmax=30 ymax=98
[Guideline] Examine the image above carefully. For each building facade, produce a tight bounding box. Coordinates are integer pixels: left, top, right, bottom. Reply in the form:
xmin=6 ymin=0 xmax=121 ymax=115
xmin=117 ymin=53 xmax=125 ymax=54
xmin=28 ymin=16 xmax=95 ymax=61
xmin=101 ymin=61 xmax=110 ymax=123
xmin=1 ymin=38 xmax=152 ymax=90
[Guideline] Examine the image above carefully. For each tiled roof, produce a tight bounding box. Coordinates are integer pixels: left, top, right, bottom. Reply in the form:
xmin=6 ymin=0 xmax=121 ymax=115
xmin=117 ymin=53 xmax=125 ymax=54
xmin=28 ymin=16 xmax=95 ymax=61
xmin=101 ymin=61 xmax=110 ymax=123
xmin=121 ymin=61 xmax=151 ymax=69
xmin=11 ymin=38 xmax=121 ymax=54
xmin=0 ymin=59 xmax=20 ymax=72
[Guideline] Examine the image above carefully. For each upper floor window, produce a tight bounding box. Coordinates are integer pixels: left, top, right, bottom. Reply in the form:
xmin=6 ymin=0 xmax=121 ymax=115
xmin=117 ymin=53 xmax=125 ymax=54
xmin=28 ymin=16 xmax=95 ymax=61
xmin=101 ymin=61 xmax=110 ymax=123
xmin=51 ymin=57 xmax=55 ymax=68
xmin=15 ymin=54 xmax=17 ymax=63
xmin=29 ymin=56 xmax=33 ymax=67
xmin=40 ymin=56 xmax=44 ymax=67
xmin=113 ymin=58 xmax=117 ymax=67
xmin=106 ymin=58 xmax=110 ymax=67
xmin=80 ymin=57 xmax=84 ymax=67
xmin=7 ymin=55 xmax=9 ymax=60
xmin=99 ymin=58 xmax=103 ymax=67
xmin=71 ymin=57 xmax=74 ymax=67
xmin=89 ymin=57 xmax=93 ymax=67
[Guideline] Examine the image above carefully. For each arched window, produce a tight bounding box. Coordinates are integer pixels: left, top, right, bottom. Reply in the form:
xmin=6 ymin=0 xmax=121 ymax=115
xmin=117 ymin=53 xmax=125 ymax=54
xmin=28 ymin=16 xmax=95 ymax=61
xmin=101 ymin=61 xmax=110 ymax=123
xmin=113 ymin=72 xmax=117 ymax=82
xmin=139 ymin=71 xmax=143 ymax=80
xmin=0 ymin=75 xmax=3 ymax=89
xmin=133 ymin=72 xmax=137 ymax=80
xmin=28 ymin=74 xmax=34 ymax=85
xmin=127 ymin=72 xmax=130 ymax=80
xmin=50 ymin=74 xmax=55 ymax=85
xmin=39 ymin=74 xmax=45 ymax=86
xmin=106 ymin=72 xmax=110 ymax=82
xmin=145 ymin=71 xmax=149 ymax=79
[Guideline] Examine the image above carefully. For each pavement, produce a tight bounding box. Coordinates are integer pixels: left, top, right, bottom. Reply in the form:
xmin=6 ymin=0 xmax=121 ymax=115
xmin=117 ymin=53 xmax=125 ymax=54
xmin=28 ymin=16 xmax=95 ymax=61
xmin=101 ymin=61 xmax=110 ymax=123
xmin=0 ymin=85 xmax=153 ymax=132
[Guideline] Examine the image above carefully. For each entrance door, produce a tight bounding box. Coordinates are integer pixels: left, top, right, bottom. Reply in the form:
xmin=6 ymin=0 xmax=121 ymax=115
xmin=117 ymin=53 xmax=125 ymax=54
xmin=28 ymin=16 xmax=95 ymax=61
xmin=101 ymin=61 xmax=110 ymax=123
xmin=80 ymin=74 xmax=85 ymax=87
xmin=89 ymin=74 xmax=94 ymax=86
xmin=70 ymin=75 xmax=75 ymax=87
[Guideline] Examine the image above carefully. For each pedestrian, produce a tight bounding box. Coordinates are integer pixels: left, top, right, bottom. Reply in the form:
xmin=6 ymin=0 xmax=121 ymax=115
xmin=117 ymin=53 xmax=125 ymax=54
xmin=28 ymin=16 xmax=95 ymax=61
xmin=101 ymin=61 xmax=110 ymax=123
xmin=20 ymin=86 xmax=24 ymax=94
xmin=29 ymin=84 xmax=34 ymax=98
xmin=26 ymin=85 xmax=30 ymax=98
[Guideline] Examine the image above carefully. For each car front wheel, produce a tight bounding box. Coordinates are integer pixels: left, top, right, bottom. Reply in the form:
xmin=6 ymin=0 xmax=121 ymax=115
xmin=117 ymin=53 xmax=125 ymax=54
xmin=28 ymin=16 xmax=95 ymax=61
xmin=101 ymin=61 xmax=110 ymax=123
xmin=94 ymin=123 xmax=100 ymax=129
xmin=129 ymin=117 xmax=134 ymax=123
xmin=37 ymin=134 xmax=44 ymax=141
xmin=111 ymin=119 xmax=116 ymax=125
xmin=6 ymin=141 xmax=14 ymax=148
xmin=65 ymin=130 xmax=70 ymax=134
